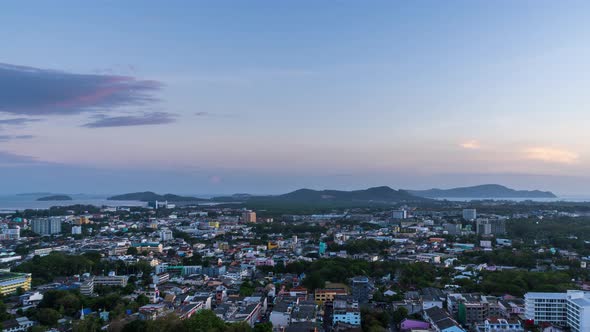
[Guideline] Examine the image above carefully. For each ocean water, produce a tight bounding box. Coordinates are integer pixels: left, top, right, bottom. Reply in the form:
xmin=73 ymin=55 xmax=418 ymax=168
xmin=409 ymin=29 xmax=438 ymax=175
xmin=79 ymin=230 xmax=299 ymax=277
xmin=434 ymin=196 xmax=590 ymax=203
xmin=0 ymin=194 xmax=146 ymax=212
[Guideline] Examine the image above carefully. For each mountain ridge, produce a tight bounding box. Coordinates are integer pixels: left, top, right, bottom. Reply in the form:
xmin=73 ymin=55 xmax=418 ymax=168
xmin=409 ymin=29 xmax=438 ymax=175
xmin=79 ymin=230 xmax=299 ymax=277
xmin=407 ymin=184 xmax=556 ymax=198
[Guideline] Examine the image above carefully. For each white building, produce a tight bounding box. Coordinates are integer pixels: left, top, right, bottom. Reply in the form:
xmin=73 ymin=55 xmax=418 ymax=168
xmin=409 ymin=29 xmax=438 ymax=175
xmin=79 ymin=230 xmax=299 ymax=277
xmin=72 ymin=226 xmax=82 ymax=235
xmin=566 ymin=291 xmax=590 ymax=332
xmin=525 ymin=290 xmax=590 ymax=331
xmin=31 ymin=218 xmax=62 ymax=235
xmin=525 ymin=292 xmax=568 ymax=326
xmin=392 ymin=210 xmax=407 ymax=219
xmin=159 ymin=229 xmax=173 ymax=242
xmin=462 ymin=209 xmax=477 ymax=221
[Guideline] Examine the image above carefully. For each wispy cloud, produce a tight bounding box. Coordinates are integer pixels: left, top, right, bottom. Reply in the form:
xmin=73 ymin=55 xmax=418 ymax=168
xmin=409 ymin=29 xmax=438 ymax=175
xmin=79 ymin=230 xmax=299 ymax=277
xmin=460 ymin=140 xmax=481 ymax=149
xmin=0 ymin=151 xmax=42 ymax=166
xmin=0 ymin=63 xmax=162 ymax=116
xmin=82 ymin=112 xmax=177 ymax=128
xmin=0 ymin=135 xmax=34 ymax=141
xmin=524 ymin=147 xmax=579 ymax=164
xmin=0 ymin=118 xmax=42 ymax=126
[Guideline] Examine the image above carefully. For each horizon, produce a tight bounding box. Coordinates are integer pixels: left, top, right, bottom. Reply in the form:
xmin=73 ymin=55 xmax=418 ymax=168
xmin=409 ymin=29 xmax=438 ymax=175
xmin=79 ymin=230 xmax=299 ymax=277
xmin=3 ymin=1 xmax=590 ymax=195
xmin=0 ymin=183 xmax=573 ymax=198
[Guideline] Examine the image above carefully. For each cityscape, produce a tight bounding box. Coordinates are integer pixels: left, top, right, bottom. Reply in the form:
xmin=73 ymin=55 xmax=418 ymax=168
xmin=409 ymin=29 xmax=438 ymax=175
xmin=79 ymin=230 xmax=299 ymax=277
xmin=2 ymin=2 xmax=590 ymax=332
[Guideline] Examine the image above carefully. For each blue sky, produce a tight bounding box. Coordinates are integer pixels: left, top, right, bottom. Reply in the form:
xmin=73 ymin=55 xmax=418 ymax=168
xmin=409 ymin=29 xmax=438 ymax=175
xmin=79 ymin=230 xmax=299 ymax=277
xmin=1 ymin=1 xmax=590 ymax=195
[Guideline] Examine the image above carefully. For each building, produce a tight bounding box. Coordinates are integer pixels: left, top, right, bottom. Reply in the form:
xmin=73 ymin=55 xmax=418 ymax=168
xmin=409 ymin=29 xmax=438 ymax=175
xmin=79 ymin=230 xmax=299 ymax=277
xmin=2 ymin=317 xmax=35 ymax=332
xmin=444 ymin=223 xmax=462 ymax=236
xmin=462 ymin=209 xmax=477 ymax=221
xmin=475 ymin=318 xmax=523 ymax=332
xmin=93 ymin=275 xmax=128 ymax=287
xmin=72 ymin=225 xmax=82 ymax=235
xmin=132 ymin=242 xmax=163 ymax=253
xmin=31 ymin=218 xmax=62 ymax=235
xmin=152 ymin=273 xmax=170 ymax=285
xmin=525 ymin=292 xmax=568 ymax=326
xmin=565 ymin=290 xmax=590 ymax=332
xmin=242 ymin=210 xmax=256 ymax=223
xmin=526 ymin=291 xmax=590 ymax=332
xmin=0 ymin=272 xmax=31 ymax=296
xmin=392 ymin=210 xmax=407 ymax=219
xmin=318 ymin=241 xmax=327 ymax=255
xmin=351 ymin=276 xmax=371 ymax=304
xmin=314 ymin=288 xmax=348 ymax=304
xmin=447 ymin=293 xmax=501 ymax=326
xmin=80 ymin=279 xmax=94 ymax=296
xmin=160 ymin=229 xmax=173 ymax=242
xmin=332 ymin=299 xmax=361 ymax=326
xmin=423 ymin=306 xmax=465 ymax=332
xmin=476 ymin=219 xmax=506 ymax=236
xmin=0 ymin=227 xmax=20 ymax=241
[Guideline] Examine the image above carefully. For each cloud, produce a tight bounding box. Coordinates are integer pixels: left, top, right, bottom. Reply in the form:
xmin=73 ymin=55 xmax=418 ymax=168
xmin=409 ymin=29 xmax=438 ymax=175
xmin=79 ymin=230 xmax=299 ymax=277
xmin=524 ymin=147 xmax=579 ymax=164
xmin=82 ymin=112 xmax=177 ymax=128
xmin=195 ymin=112 xmax=211 ymax=116
xmin=460 ymin=140 xmax=481 ymax=149
xmin=0 ymin=63 xmax=162 ymax=116
xmin=0 ymin=135 xmax=34 ymax=141
xmin=0 ymin=151 xmax=41 ymax=166
xmin=0 ymin=118 xmax=42 ymax=126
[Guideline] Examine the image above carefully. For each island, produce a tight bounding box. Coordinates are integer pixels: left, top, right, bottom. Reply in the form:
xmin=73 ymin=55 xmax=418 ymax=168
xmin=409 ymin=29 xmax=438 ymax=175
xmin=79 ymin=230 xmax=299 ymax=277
xmin=108 ymin=191 xmax=207 ymax=202
xmin=36 ymin=195 xmax=73 ymax=201
xmin=407 ymin=184 xmax=557 ymax=199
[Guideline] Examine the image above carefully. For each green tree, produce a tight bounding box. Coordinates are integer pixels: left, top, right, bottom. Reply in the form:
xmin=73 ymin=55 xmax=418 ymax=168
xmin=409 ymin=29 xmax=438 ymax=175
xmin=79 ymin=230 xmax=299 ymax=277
xmin=253 ymin=322 xmax=273 ymax=332
xmin=392 ymin=307 xmax=408 ymax=324
xmin=73 ymin=316 xmax=102 ymax=332
xmin=38 ymin=308 xmax=61 ymax=326
xmin=183 ymin=309 xmax=226 ymax=332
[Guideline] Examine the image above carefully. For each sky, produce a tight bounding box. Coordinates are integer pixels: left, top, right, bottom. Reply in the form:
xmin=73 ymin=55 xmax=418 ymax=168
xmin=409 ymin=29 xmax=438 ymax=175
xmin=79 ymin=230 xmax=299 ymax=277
xmin=1 ymin=1 xmax=590 ymax=195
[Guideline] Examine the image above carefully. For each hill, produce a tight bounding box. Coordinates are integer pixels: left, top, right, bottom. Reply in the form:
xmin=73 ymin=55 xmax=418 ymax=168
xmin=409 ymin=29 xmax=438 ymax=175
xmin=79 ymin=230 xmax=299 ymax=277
xmin=37 ymin=195 xmax=73 ymax=201
xmin=408 ymin=184 xmax=556 ymax=199
xmin=277 ymin=186 xmax=424 ymax=203
xmin=213 ymin=186 xmax=427 ymax=205
xmin=107 ymin=191 xmax=207 ymax=202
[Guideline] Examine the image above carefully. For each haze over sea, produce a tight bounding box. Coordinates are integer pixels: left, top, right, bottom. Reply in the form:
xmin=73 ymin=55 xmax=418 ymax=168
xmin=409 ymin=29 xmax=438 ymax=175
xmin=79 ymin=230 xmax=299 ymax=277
xmin=1 ymin=193 xmax=590 ymax=212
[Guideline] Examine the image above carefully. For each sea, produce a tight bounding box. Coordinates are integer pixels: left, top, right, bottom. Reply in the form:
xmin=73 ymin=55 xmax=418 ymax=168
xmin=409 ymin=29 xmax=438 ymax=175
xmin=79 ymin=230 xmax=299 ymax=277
xmin=0 ymin=193 xmax=147 ymax=213
xmin=0 ymin=193 xmax=589 ymax=213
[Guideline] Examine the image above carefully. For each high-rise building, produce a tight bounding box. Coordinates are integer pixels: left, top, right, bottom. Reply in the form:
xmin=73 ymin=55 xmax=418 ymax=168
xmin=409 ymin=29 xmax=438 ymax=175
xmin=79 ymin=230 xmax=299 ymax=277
xmin=462 ymin=209 xmax=477 ymax=221
xmin=351 ymin=276 xmax=371 ymax=304
xmin=525 ymin=291 xmax=590 ymax=332
xmin=392 ymin=210 xmax=407 ymax=219
xmin=242 ymin=211 xmax=257 ymax=223
xmin=475 ymin=219 xmax=506 ymax=236
xmin=31 ymin=218 xmax=62 ymax=235
xmin=160 ymin=229 xmax=173 ymax=241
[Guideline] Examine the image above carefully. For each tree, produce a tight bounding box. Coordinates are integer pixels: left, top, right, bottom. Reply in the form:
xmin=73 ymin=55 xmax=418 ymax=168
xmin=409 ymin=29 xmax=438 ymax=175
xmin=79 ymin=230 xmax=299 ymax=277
xmin=126 ymin=247 xmax=138 ymax=255
xmin=183 ymin=309 xmax=226 ymax=332
xmin=122 ymin=319 xmax=148 ymax=332
xmin=73 ymin=316 xmax=102 ymax=332
xmin=392 ymin=307 xmax=408 ymax=324
xmin=136 ymin=294 xmax=150 ymax=307
xmin=303 ymin=271 xmax=325 ymax=290
xmin=0 ymin=301 xmax=11 ymax=322
xmin=38 ymin=308 xmax=61 ymax=326
xmin=253 ymin=322 xmax=272 ymax=332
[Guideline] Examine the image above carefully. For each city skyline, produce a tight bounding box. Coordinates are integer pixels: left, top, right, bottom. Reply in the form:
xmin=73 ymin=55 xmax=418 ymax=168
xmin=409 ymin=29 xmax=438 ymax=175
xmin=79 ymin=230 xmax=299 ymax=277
xmin=3 ymin=1 xmax=590 ymax=194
